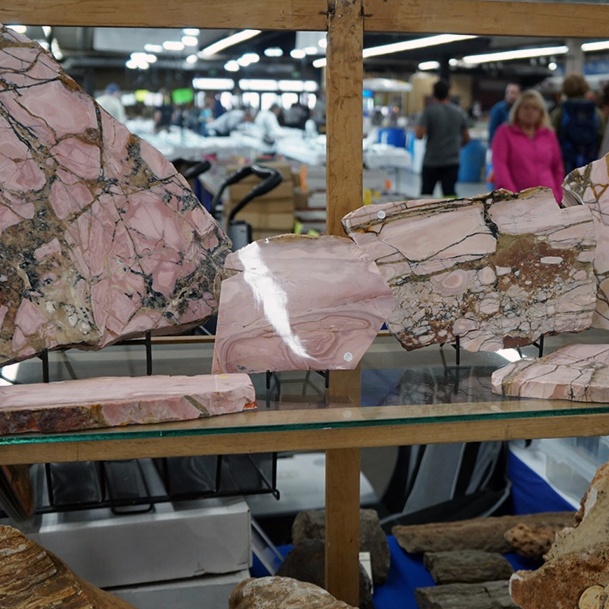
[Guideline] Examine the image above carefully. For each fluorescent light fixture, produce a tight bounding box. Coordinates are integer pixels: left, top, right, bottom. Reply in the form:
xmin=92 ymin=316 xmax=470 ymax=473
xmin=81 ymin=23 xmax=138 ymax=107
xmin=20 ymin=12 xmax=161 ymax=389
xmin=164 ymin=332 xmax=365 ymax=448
xmin=582 ymin=40 xmax=609 ymax=52
xmin=131 ymin=52 xmax=157 ymax=64
xmin=495 ymin=348 xmax=522 ymax=363
xmin=42 ymin=25 xmax=52 ymax=37
xmin=186 ymin=54 xmax=198 ymax=64
xmin=224 ymin=60 xmax=240 ymax=72
xmin=182 ymin=35 xmax=198 ymax=47
xmin=199 ymin=29 xmax=261 ymax=57
xmin=291 ymin=49 xmax=306 ymax=59
xmin=192 ymin=77 xmax=235 ymax=90
xmin=318 ymin=36 xmax=327 ymax=50
xmin=304 ymin=46 xmax=319 ymax=55
xmin=238 ymin=52 xmax=260 ymax=66
xmin=264 ymin=47 xmax=283 ymax=57
xmin=314 ymin=34 xmax=477 ymax=68
xmin=418 ymin=60 xmax=440 ymax=71
xmin=145 ymin=43 xmax=163 ymax=53
xmin=462 ymin=45 xmax=568 ymax=64
xmin=183 ymin=28 xmax=200 ymax=36
xmin=163 ymin=40 xmax=184 ymax=51
xmin=277 ymin=80 xmax=319 ymax=92
xmin=239 ymin=78 xmax=278 ymax=91
xmin=7 ymin=25 xmax=26 ymax=34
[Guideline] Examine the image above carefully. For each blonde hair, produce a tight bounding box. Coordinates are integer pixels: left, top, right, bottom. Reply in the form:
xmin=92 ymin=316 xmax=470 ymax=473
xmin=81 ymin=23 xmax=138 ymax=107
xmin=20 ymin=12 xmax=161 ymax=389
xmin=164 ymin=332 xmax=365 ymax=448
xmin=508 ymin=89 xmax=551 ymax=129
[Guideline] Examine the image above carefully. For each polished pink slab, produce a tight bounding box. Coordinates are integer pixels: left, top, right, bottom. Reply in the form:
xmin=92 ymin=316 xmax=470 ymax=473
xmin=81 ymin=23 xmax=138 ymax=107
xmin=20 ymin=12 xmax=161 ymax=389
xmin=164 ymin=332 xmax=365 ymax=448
xmin=342 ymin=188 xmax=596 ymax=352
xmin=0 ymin=26 xmax=230 ymax=366
xmin=563 ymin=154 xmax=609 ymax=330
xmin=211 ymin=234 xmax=395 ymax=373
xmin=0 ymin=374 xmax=256 ymax=435
xmin=491 ymin=343 xmax=609 ymax=402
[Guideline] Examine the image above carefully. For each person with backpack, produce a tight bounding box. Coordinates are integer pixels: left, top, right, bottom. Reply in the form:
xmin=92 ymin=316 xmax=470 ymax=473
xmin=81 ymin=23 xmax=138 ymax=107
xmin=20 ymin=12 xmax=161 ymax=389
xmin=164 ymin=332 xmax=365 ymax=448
xmin=492 ymin=89 xmax=564 ymax=203
xmin=550 ymin=74 xmax=605 ymax=175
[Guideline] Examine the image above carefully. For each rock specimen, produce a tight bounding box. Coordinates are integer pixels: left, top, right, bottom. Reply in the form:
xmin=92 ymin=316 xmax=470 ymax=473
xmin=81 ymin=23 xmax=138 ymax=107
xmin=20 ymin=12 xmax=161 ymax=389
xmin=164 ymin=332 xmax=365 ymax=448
xmin=504 ymin=523 xmax=559 ymax=560
xmin=0 ymin=524 xmax=137 ymax=609
xmin=0 ymin=25 xmax=231 ymax=366
xmin=564 ymin=156 xmax=609 ymax=329
xmin=228 ymin=576 xmax=357 ymax=609
xmin=342 ymin=188 xmax=596 ymax=352
xmin=491 ymin=343 xmax=609 ymax=402
xmin=212 ymin=234 xmax=395 ymax=373
xmin=423 ymin=549 xmax=513 ymax=584
xmin=0 ymin=373 xmax=255 ymax=434
xmin=415 ymin=580 xmax=518 ymax=609
xmin=277 ymin=539 xmax=374 ymax=609
xmin=510 ymin=462 xmax=609 ymax=609
xmin=392 ymin=512 xmax=575 ymax=554
xmin=292 ymin=508 xmax=391 ymax=585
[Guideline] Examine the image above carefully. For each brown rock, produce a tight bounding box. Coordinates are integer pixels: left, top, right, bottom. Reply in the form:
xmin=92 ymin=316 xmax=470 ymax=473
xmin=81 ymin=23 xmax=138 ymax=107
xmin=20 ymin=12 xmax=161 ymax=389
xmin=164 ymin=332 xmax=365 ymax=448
xmin=0 ymin=524 xmax=137 ymax=609
xmin=504 ymin=523 xmax=559 ymax=559
xmin=423 ymin=549 xmax=513 ymax=584
xmin=228 ymin=576 xmax=358 ymax=609
xmin=415 ymin=580 xmax=518 ymax=609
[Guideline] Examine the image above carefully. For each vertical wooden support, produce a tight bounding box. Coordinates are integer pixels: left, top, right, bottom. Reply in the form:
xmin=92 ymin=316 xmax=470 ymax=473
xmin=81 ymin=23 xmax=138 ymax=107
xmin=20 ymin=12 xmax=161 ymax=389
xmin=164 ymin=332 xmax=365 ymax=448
xmin=325 ymin=0 xmax=363 ymax=606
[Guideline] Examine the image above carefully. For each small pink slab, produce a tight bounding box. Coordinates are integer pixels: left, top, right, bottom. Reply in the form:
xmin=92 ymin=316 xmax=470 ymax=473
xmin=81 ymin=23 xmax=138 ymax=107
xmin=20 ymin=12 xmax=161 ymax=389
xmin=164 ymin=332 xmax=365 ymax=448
xmin=211 ymin=235 xmax=395 ymax=373
xmin=0 ymin=374 xmax=256 ymax=435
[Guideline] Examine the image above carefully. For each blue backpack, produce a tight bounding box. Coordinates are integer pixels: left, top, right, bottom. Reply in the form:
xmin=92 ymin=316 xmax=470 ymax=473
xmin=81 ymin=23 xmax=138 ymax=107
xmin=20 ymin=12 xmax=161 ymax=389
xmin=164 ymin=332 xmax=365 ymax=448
xmin=560 ymin=99 xmax=599 ymax=174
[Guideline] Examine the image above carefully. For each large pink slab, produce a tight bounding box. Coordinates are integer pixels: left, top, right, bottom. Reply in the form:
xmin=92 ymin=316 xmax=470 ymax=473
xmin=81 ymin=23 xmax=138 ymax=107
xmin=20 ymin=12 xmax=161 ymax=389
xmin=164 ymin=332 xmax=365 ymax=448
xmin=0 ymin=26 xmax=230 ymax=366
xmin=491 ymin=343 xmax=609 ymax=402
xmin=0 ymin=374 xmax=256 ymax=435
xmin=211 ymin=234 xmax=395 ymax=373
xmin=342 ymin=188 xmax=596 ymax=352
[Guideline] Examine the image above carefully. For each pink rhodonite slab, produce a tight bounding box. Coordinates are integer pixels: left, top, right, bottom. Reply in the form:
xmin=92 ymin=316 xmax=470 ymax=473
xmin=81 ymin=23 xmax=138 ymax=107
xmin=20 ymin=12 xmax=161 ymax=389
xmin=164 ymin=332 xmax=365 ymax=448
xmin=342 ymin=188 xmax=596 ymax=352
xmin=563 ymin=154 xmax=609 ymax=329
xmin=211 ymin=234 xmax=395 ymax=373
xmin=0 ymin=374 xmax=256 ymax=435
xmin=491 ymin=343 xmax=609 ymax=402
xmin=0 ymin=26 xmax=230 ymax=366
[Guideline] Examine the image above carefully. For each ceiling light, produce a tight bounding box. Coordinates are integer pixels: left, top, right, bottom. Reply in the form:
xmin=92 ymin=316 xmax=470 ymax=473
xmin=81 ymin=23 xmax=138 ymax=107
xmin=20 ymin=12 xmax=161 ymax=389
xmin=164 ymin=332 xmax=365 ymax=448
xmin=290 ymin=49 xmax=306 ymax=59
xmin=549 ymin=61 xmax=558 ymax=70
xmin=163 ymin=40 xmax=185 ymax=51
xmin=241 ymin=52 xmax=260 ymax=64
xmin=264 ymin=47 xmax=283 ymax=57
xmin=318 ymin=37 xmax=327 ymax=49
xmin=304 ymin=46 xmax=319 ymax=55
xmin=42 ymin=26 xmax=52 ymax=37
xmin=6 ymin=25 xmax=26 ymax=34
xmin=145 ymin=43 xmax=163 ymax=53
xmin=312 ymin=57 xmax=326 ymax=68
xmin=224 ymin=60 xmax=240 ymax=72
xmin=131 ymin=52 xmax=157 ymax=64
xmin=183 ymin=28 xmax=200 ymax=36
xmin=192 ymin=77 xmax=235 ymax=90
xmin=239 ymin=79 xmax=278 ymax=91
xmin=418 ymin=61 xmax=440 ymax=71
xmin=199 ymin=29 xmax=261 ymax=58
xmin=462 ymin=45 xmax=568 ymax=64
xmin=186 ymin=54 xmax=198 ymax=64
xmin=182 ymin=35 xmax=198 ymax=47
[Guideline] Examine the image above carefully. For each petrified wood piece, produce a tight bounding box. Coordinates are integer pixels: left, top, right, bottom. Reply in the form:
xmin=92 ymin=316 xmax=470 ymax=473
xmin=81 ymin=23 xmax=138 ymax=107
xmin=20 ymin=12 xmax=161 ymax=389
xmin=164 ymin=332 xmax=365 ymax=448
xmin=415 ymin=580 xmax=518 ymax=609
xmin=504 ymin=523 xmax=558 ymax=559
xmin=0 ymin=25 xmax=231 ymax=366
xmin=392 ymin=512 xmax=575 ymax=554
xmin=492 ymin=343 xmax=609 ymax=402
xmin=0 ymin=373 xmax=255 ymax=435
xmin=228 ymin=576 xmax=357 ymax=609
xmin=0 ymin=524 xmax=137 ymax=609
xmin=292 ymin=508 xmax=390 ymax=585
xmin=276 ymin=539 xmax=374 ymax=609
xmin=423 ymin=549 xmax=513 ymax=584
xmin=510 ymin=462 xmax=609 ymax=609
xmin=212 ymin=235 xmax=395 ymax=373
xmin=342 ymin=188 xmax=595 ymax=352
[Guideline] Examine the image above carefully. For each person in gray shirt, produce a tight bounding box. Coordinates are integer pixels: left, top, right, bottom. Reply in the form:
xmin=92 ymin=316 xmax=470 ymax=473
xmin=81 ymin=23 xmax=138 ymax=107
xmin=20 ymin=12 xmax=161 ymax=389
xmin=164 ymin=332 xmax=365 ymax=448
xmin=415 ymin=79 xmax=471 ymax=197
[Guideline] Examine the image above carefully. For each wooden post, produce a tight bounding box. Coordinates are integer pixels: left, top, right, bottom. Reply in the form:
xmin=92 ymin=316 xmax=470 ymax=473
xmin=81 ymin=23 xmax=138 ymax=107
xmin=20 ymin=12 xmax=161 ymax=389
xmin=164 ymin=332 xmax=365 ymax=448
xmin=325 ymin=0 xmax=363 ymax=605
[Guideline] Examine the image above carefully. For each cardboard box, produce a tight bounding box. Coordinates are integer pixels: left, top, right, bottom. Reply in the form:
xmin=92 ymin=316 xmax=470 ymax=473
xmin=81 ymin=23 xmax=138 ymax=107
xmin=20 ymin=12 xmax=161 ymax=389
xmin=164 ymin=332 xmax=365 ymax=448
xmin=237 ymin=211 xmax=294 ymax=231
xmin=227 ymin=179 xmax=294 ymax=205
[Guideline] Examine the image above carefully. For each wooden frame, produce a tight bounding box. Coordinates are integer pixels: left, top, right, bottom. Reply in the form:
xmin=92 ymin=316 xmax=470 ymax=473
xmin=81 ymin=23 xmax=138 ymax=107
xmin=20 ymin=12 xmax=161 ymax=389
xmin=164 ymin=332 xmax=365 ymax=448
xmin=1 ymin=0 xmax=608 ymax=604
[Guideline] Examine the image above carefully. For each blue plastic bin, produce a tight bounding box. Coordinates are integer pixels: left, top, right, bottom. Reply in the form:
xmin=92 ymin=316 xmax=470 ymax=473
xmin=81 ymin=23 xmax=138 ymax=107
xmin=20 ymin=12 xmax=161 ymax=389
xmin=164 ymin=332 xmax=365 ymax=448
xmin=458 ymin=139 xmax=486 ymax=183
xmin=377 ymin=127 xmax=406 ymax=148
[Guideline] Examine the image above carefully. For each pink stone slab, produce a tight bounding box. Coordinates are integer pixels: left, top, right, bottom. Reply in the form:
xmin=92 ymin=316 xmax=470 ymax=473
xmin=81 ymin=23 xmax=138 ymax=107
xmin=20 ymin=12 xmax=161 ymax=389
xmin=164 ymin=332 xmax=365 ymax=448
xmin=0 ymin=374 xmax=256 ymax=435
xmin=0 ymin=26 xmax=231 ymax=366
xmin=491 ymin=343 xmax=609 ymax=402
xmin=342 ymin=188 xmax=596 ymax=352
xmin=211 ymin=234 xmax=395 ymax=373
xmin=563 ymin=154 xmax=609 ymax=330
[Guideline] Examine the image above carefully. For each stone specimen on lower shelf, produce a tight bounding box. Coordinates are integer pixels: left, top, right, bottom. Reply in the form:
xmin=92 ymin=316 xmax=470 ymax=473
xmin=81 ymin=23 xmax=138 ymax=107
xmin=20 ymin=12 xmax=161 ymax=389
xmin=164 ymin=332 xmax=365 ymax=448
xmin=504 ymin=523 xmax=559 ymax=560
xmin=0 ymin=524 xmax=137 ymax=608
xmin=212 ymin=235 xmax=395 ymax=373
xmin=423 ymin=549 xmax=514 ymax=584
xmin=228 ymin=576 xmax=357 ymax=609
xmin=491 ymin=343 xmax=609 ymax=402
xmin=0 ymin=373 xmax=255 ymax=435
xmin=0 ymin=25 xmax=230 ymax=367
xmin=415 ymin=580 xmax=518 ymax=609
xmin=510 ymin=462 xmax=609 ymax=609
xmin=342 ymin=188 xmax=596 ymax=352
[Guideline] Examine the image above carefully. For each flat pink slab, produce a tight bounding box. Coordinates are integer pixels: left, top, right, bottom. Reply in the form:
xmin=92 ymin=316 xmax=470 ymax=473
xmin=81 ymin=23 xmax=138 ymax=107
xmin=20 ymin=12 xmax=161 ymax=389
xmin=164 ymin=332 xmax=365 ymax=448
xmin=0 ymin=374 xmax=256 ymax=435
xmin=212 ymin=234 xmax=395 ymax=373
xmin=342 ymin=188 xmax=596 ymax=352
xmin=0 ymin=26 xmax=230 ymax=366
xmin=492 ymin=343 xmax=609 ymax=402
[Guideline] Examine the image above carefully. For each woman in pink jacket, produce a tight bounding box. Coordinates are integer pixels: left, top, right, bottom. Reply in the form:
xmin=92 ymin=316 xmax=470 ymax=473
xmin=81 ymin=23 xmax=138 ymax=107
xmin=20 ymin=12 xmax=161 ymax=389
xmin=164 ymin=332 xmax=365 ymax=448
xmin=491 ymin=89 xmax=564 ymax=203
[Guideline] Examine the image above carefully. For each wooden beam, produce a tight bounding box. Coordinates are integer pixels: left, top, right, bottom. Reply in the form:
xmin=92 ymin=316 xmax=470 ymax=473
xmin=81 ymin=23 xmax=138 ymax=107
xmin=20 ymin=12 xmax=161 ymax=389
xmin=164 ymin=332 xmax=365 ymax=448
xmin=364 ymin=0 xmax=609 ymax=38
xmin=0 ymin=0 xmax=327 ymax=29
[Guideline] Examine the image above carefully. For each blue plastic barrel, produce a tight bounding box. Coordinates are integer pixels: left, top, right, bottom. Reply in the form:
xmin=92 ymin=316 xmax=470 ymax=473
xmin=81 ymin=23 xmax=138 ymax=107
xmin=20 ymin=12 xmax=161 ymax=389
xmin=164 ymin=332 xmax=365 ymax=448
xmin=377 ymin=127 xmax=406 ymax=148
xmin=458 ymin=139 xmax=486 ymax=183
